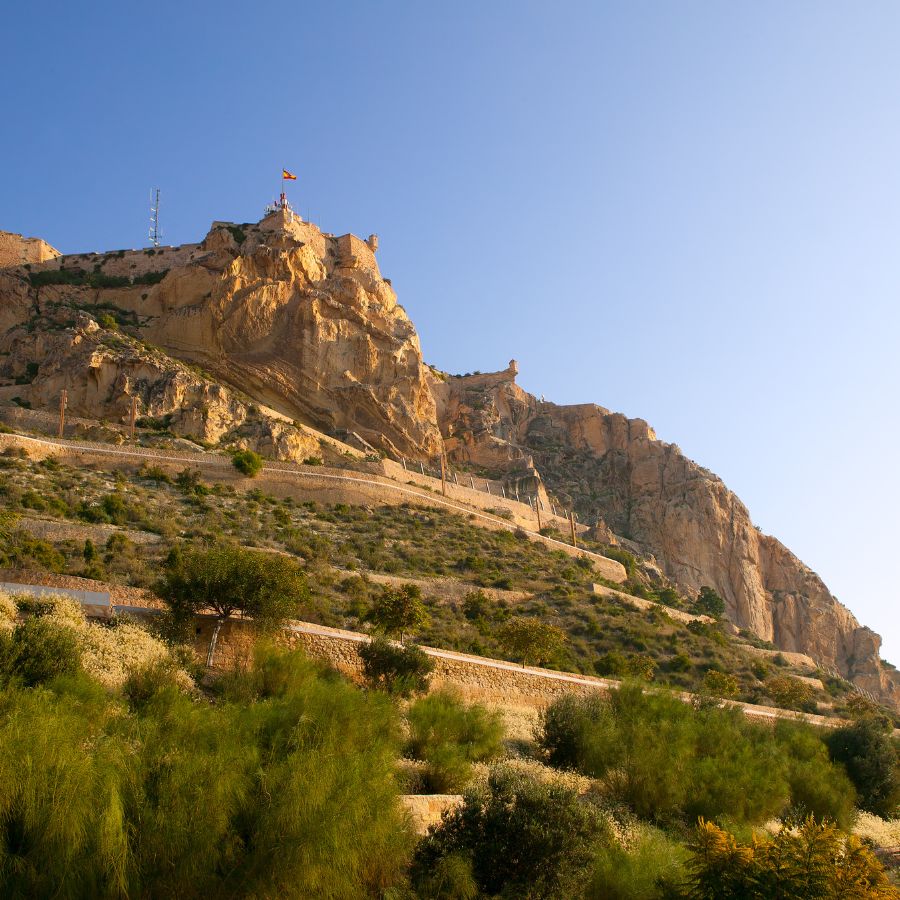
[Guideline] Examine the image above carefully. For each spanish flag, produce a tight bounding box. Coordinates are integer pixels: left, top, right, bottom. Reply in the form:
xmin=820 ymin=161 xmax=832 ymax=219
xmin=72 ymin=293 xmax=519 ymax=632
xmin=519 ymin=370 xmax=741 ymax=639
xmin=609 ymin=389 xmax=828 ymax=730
xmin=282 ymin=169 xmax=297 ymax=181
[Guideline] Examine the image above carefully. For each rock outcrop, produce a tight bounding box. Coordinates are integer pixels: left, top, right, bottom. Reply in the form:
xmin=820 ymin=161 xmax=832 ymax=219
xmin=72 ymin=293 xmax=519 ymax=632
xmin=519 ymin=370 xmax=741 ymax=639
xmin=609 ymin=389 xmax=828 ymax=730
xmin=434 ymin=365 xmax=900 ymax=709
xmin=0 ymin=211 xmax=442 ymax=460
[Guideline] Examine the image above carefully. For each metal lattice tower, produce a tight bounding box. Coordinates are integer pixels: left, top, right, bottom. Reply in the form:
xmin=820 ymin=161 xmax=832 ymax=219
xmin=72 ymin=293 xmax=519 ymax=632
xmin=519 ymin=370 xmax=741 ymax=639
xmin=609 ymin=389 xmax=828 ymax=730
xmin=149 ymin=188 xmax=161 ymax=247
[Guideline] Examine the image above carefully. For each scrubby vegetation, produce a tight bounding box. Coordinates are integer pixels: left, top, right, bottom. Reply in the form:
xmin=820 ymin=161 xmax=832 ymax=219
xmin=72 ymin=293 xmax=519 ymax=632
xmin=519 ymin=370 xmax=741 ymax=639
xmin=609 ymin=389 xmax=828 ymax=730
xmin=0 ymin=452 xmax=873 ymax=720
xmin=0 ymin=633 xmax=412 ymax=897
xmin=537 ymin=687 xmax=859 ymax=828
xmin=0 ymin=579 xmax=897 ymax=897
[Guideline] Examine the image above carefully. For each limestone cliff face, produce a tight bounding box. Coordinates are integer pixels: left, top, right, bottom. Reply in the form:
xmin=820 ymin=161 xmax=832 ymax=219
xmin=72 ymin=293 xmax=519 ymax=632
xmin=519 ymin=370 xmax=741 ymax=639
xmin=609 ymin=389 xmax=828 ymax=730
xmin=0 ymin=213 xmax=442 ymax=460
xmin=135 ymin=215 xmax=442 ymax=458
xmin=435 ymin=367 xmax=900 ymax=709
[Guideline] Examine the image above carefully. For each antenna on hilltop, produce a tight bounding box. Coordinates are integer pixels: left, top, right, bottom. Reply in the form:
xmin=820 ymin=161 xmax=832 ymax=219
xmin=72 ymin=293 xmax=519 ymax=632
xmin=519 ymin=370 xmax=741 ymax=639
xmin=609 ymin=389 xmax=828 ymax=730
xmin=149 ymin=188 xmax=161 ymax=247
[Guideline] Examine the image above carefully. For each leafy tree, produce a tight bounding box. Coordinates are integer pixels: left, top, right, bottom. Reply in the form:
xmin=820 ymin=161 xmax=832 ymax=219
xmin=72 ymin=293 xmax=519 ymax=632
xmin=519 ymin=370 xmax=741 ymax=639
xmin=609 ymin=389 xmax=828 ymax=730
xmin=694 ymin=585 xmax=726 ymax=618
xmin=368 ymin=583 xmax=427 ymax=642
xmin=358 ymin=636 xmax=433 ymax=696
xmin=158 ymin=544 xmax=307 ymax=665
xmin=498 ymin=616 xmax=565 ymax=667
xmin=232 ymin=448 xmax=263 ymax=477
xmin=766 ymin=675 xmax=816 ymax=712
xmin=412 ymin=766 xmax=610 ymax=899
xmin=826 ymin=718 xmax=899 ymax=817
xmin=702 ymin=669 xmax=739 ymax=698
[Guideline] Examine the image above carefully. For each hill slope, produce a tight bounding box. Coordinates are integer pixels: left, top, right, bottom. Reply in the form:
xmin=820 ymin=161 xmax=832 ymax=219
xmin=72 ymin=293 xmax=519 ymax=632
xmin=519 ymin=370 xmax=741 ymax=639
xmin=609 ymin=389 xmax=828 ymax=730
xmin=0 ymin=216 xmax=895 ymax=710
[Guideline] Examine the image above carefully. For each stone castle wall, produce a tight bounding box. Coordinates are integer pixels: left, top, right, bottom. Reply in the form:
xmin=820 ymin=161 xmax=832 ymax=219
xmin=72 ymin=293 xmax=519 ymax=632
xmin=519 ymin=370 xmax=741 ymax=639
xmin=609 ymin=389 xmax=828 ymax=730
xmin=0 ymin=231 xmax=60 ymax=269
xmin=27 ymin=242 xmax=203 ymax=278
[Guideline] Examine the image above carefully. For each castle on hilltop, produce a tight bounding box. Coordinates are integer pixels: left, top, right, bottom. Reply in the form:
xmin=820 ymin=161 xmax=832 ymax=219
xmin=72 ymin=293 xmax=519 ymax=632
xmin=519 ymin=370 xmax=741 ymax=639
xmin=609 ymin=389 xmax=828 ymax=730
xmin=0 ymin=230 xmax=60 ymax=269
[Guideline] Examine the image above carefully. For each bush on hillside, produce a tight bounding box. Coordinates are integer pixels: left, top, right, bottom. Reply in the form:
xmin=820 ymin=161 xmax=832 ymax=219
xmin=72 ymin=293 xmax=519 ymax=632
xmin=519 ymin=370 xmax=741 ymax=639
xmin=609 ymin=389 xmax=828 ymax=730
xmin=412 ymin=766 xmax=611 ymax=899
xmin=684 ymin=817 xmax=897 ymax=899
xmin=232 ymin=449 xmax=263 ymax=477
xmin=773 ymin=721 xmax=857 ymax=828
xmin=0 ymin=617 xmax=81 ymax=687
xmin=586 ymin=825 xmax=688 ymax=900
xmin=358 ymin=636 xmax=434 ymax=696
xmin=406 ymin=689 xmax=505 ymax=791
xmin=538 ymin=685 xmax=801 ymax=827
xmin=826 ymin=718 xmax=899 ymax=818
xmin=0 ymin=645 xmax=413 ymax=897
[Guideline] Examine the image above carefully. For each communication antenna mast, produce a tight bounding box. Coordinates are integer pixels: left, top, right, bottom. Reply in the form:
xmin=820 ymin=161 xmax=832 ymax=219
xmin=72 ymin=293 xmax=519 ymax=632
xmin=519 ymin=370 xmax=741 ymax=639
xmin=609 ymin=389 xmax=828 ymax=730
xmin=149 ymin=188 xmax=161 ymax=247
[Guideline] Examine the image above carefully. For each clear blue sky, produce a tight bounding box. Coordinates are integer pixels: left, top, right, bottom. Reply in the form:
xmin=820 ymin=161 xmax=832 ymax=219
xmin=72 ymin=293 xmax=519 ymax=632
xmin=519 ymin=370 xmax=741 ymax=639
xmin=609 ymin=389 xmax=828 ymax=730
xmin=3 ymin=2 xmax=898 ymax=659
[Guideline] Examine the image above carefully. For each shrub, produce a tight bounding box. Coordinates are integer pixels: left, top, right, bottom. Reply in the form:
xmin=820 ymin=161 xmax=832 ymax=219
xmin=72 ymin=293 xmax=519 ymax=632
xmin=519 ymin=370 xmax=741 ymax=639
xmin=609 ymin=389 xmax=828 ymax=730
xmin=685 ymin=817 xmax=897 ymax=899
xmin=586 ymin=825 xmax=688 ymax=900
xmin=0 ymin=645 xmax=414 ymax=897
xmin=766 ymin=674 xmax=816 ymax=712
xmin=0 ymin=617 xmax=81 ymax=686
xmin=773 ymin=721 xmax=857 ymax=827
xmin=826 ymin=718 xmax=899 ymax=818
xmin=358 ymin=636 xmax=433 ymax=696
xmin=539 ymin=691 xmax=607 ymax=769
xmin=412 ymin=766 xmax=610 ymax=899
xmin=538 ymin=686 xmax=788 ymax=826
xmin=595 ymin=650 xmax=628 ymax=677
xmin=702 ymin=669 xmax=739 ymax=697
xmin=406 ymin=689 xmax=504 ymax=791
xmin=232 ymin=449 xmax=263 ymax=477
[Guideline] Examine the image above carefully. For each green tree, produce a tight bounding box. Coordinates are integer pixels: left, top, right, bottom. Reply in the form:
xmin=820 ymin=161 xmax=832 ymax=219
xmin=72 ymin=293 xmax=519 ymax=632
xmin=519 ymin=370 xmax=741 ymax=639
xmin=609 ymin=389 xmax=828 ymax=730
xmin=412 ymin=766 xmax=610 ymax=899
xmin=232 ymin=448 xmax=263 ymax=477
xmin=703 ymin=669 xmax=739 ymax=698
xmin=694 ymin=585 xmax=726 ymax=618
xmin=158 ymin=544 xmax=307 ymax=665
xmin=368 ymin=583 xmax=427 ymax=642
xmin=826 ymin=718 xmax=899 ymax=818
xmin=498 ymin=616 xmax=565 ymax=667
xmin=358 ymin=636 xmax=434 ymax=696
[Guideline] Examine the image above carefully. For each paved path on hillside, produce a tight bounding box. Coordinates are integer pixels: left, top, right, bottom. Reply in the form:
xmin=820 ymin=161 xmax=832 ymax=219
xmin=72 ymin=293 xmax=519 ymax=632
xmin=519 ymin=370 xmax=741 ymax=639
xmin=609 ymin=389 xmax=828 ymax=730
xmin=1 ymin=432 xmax=617 ymax=568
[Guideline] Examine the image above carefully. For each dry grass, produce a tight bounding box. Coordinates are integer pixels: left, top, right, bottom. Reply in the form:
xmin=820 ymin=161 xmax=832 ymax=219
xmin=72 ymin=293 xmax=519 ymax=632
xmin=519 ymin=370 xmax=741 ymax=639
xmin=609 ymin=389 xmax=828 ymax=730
xmin=854 ymin=812 xmax=900 ymax=849
xmin=0 ymin=593 xmax=16 ymax=631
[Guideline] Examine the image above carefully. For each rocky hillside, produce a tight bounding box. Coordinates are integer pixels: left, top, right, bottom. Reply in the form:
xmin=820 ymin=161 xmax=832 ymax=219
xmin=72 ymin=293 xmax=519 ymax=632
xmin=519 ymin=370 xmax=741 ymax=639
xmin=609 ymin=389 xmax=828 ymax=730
xmin=0 ymin=216 xmax=896 ymax=710
xmin=434 ymin=367 xmax=899 ymax=707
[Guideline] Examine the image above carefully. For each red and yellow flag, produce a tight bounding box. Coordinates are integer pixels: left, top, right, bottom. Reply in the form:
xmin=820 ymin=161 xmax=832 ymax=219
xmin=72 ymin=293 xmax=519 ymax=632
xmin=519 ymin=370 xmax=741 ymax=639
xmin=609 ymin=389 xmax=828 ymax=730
xmin=282 ymin=169 xmax=297 ymax=180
